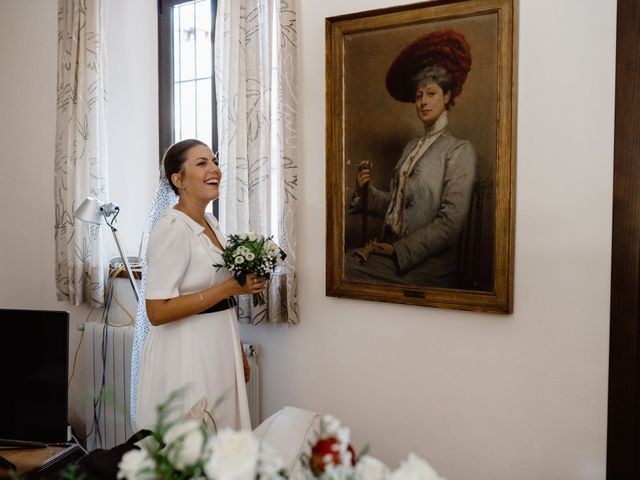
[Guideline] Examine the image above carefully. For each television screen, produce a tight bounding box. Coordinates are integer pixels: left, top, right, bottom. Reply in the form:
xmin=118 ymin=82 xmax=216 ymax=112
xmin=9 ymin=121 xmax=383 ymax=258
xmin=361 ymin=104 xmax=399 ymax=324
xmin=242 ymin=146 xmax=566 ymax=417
xmin=0 ymin=309 xmax=69 ymax=443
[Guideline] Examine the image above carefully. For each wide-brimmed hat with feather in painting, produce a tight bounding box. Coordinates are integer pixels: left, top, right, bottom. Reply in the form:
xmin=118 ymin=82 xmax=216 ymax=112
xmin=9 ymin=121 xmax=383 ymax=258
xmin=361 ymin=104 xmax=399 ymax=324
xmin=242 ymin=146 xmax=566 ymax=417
xmin=385 ymin=29 xmax=472 ymax=105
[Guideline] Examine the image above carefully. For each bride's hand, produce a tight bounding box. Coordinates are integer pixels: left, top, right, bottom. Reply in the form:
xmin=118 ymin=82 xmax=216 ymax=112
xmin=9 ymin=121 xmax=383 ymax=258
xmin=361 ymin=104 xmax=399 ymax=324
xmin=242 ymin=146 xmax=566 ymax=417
xmin=227 ymin=273 xmax=267 ymax=296
xmin=242 ymin=348 xmax=251 ymax=383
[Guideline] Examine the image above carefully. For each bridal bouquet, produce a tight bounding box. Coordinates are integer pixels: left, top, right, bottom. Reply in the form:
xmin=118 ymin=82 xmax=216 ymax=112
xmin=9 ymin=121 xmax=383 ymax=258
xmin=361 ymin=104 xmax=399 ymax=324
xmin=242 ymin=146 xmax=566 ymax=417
xmin=214 ymin=232 xmax=287 ymax=306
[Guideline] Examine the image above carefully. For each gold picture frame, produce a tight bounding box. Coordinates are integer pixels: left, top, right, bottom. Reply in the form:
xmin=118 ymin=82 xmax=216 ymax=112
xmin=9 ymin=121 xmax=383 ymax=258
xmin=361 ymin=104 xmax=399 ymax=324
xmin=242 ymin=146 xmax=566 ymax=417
xmin=326 ymin=0 xmax=517 ymax=313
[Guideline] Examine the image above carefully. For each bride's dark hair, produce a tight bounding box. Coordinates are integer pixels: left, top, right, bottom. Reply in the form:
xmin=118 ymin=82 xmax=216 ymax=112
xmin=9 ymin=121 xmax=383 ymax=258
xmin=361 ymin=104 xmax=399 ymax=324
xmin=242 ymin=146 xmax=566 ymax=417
xmin=162 ymin=138 xmax=207 ymax=195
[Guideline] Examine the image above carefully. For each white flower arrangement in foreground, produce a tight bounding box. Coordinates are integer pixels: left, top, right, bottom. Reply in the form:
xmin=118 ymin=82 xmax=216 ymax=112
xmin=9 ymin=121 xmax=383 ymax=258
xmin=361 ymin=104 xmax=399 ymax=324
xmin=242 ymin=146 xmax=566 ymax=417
xmin=117 ymin=394 xmax=445 ymax=480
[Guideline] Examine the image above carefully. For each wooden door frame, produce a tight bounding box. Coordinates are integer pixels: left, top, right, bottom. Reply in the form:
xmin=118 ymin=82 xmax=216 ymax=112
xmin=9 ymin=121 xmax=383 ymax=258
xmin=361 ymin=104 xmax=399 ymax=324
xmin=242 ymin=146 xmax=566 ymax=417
xmin=607 ymin=0 xmax=640 ymax=478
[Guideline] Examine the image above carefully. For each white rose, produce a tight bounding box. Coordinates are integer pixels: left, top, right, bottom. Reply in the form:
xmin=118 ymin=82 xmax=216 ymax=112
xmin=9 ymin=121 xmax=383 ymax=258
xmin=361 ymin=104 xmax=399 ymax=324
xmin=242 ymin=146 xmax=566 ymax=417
xmin=204 ymin=429 xmax=259 ymax=480
xmin=239 ymin=233 xmax=248 ymax=240
xmin=389 ymin=453 xmax=444 ymax=480
xmin=235 ymin=256 xmax=245 ymax=264
xmin=323 ymin=415 xmax=343 ymax=436
xmin=163 ymin=419 xmax=205 ymax=470
xmin=324 ymin=462 xmax=355 ymax=479
xmin=117 ymin=448 xmax=155 ymax=479
xmin=356 ymin=455 xmax=390 ymax=480
xmin=247 ymin=232 xmax=258 ymax=241
xmin=257 ymin=441 xmax=286 ymax=479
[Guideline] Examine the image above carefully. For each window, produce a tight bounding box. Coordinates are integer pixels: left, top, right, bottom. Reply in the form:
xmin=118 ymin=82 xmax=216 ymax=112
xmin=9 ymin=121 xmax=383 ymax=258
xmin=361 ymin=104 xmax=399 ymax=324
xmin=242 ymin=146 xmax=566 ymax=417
xmin=157 ymin=0 xmax=300 ymax=323
xmin=158 ymin=0 xmax=289 ymax=244
xmin=158 ymin=0 xmax=217 ymax=158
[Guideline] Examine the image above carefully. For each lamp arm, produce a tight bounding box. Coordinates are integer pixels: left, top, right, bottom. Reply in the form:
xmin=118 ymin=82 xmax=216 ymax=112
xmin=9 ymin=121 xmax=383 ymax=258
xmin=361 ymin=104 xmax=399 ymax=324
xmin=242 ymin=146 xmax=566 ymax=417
xmin=103 ymin=211 xmax=140 ymax=302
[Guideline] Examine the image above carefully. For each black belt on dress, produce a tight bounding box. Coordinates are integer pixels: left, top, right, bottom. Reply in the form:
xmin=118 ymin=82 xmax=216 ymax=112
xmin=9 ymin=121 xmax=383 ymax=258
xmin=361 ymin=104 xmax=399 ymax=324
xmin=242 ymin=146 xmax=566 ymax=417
xmin=198 ymin=296 xmax=237 ymax=314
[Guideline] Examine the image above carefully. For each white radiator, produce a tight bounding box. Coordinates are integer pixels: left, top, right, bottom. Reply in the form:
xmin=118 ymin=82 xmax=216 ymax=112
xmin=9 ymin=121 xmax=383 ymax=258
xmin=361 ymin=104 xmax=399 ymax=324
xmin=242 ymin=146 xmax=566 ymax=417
xmin=83 ymin=322 xmax=135 ymax=451
xmin=83 ymin=322 xmax=261 ymax=450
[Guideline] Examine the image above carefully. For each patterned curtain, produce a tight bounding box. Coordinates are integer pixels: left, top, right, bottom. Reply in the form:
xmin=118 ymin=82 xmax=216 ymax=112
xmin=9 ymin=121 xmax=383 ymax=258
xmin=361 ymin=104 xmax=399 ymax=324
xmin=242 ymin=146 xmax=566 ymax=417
xmin=54 ymin=0 xmax=108 ymax=306
xmin=215 ymin=0 xmax=299 ymax=325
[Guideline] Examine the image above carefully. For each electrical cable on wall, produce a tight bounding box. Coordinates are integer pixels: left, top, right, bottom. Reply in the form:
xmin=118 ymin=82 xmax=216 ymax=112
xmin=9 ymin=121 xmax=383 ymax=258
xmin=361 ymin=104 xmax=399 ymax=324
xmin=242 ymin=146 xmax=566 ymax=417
xmin=68 ymin=307 xmax=97 ymax=387
xmin=87 ymin=264 xmax=124 ymax=449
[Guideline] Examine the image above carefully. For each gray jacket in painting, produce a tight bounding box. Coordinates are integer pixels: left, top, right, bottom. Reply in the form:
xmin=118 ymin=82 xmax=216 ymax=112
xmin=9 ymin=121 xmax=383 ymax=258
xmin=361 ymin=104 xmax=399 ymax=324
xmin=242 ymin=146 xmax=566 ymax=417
xmin=349 ymin=128 xmax=477 ymax=287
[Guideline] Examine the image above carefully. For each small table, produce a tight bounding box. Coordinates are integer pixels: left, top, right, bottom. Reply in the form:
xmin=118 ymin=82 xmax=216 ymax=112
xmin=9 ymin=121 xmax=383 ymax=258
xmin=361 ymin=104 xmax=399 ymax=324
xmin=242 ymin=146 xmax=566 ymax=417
xmin=0 ymin=444 xmax=83 ymax=479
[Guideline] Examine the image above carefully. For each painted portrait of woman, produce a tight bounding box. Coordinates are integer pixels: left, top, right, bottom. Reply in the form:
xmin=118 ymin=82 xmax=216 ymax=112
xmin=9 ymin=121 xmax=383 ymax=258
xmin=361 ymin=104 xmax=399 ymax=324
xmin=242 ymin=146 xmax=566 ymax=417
xmin=338 ymin=6 xmax=502 ymax=293
xmin=346 ymin=30 xmax=480 ymax=289
xmin=327 ymin=2 xmax=516 ymax=312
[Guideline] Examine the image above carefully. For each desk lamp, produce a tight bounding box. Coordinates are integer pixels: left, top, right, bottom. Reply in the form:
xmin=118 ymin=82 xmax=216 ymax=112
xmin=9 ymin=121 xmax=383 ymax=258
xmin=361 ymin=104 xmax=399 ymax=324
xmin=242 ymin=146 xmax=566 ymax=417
xmin=74 ymin=198 xmax=140 ymax=302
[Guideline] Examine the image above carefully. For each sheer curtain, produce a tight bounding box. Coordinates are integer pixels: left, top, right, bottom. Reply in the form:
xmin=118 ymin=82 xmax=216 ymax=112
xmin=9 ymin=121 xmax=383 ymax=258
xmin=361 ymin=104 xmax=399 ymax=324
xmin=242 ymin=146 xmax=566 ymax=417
xmin=215 ymin=0 xmax=299 ymax=325
xmin=54 ymin=0 xmax=108 ymax=306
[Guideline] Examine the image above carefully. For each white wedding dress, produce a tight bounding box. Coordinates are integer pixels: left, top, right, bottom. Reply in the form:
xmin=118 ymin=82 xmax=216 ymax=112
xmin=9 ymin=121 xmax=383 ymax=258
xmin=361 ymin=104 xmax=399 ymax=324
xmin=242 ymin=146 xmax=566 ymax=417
xmin=135 ymin=208 xmax=250 ymax=431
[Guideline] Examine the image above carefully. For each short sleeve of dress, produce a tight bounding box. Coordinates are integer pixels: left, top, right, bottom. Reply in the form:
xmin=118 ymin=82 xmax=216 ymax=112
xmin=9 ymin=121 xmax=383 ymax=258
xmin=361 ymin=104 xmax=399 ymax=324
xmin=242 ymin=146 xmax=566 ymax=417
xmin=145 ymin=215 xmax=190 ymax=299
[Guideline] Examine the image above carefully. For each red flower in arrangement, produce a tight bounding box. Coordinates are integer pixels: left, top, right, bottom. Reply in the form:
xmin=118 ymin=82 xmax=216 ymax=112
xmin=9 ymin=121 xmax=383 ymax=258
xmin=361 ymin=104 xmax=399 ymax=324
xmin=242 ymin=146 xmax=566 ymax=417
xmin=301 ymin=416 xmax=445 ymax=480
xmin=309 ymin=437 xmax=357 ymax=475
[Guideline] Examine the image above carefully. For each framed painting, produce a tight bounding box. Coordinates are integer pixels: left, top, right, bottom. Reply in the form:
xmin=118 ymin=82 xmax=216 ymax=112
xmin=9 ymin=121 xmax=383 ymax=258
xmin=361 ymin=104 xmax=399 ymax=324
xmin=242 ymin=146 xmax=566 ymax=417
xmin=326 ymin=0 xmax=517 ymax=313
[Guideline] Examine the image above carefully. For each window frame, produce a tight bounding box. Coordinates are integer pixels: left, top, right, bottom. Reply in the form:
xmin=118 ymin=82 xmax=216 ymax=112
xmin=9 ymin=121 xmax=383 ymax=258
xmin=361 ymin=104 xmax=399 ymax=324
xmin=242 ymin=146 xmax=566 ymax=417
xmin=157 ymin=0 xmax=218 ymax=159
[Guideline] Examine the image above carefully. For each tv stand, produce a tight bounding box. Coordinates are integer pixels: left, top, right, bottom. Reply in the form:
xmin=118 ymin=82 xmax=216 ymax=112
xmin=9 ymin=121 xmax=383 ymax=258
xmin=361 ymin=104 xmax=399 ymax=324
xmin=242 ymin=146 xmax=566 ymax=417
xmin=0 ymin=456 xmax=14 ymax=471
xmin=0 ymin=439 xmax=47 ymax=449
xmin=0 ymin=443 xmax=82 ymax=479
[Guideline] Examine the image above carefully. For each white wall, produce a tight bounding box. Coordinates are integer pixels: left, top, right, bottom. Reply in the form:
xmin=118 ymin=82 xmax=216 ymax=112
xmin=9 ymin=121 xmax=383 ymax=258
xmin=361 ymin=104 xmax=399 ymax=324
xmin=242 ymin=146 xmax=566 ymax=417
xmin=0 ymin=0 xmax=58 ymax=308
xmin=0 ymin=0 xmax=615 ymax=479
xmin=0 ymin=0 xmax=158 ymax=437
xmin=104 ymin=0 xmax=159 ymax=258
xmin=238 ymin=1 xmax=615 ymax=479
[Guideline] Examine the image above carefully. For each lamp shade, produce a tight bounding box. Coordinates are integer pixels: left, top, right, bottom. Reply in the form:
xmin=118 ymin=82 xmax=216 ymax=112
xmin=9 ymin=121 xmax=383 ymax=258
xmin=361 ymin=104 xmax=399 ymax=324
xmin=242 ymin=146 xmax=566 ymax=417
xmin=75 ymin=197 xmax=120 ymax=224
xmin=74 ymin=197 xmax=105 ymax=224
